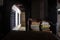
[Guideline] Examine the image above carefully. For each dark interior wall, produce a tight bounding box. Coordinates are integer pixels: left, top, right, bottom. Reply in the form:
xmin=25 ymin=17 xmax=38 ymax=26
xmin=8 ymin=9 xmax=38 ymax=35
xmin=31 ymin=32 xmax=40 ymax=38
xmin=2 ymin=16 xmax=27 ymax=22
xmin=48 ymin=0 xmax=57 ymax=34
xmin=0 ymin=0 xmax=3 ymax=5
xmin=0 ymin=0 xmax=5 ymax=35
xmin=0 ymin=0 xmax=5 ymax=39
xmin=0 ymin=6 xmax=3 ymax=32
xmin=48 ymin=0 xmax=57 ymax=23
xmin=31 ymin=0 xmax=40 ymax=19
xmin=40 ymin=0 xmax=47 ymax=20
xmin=31 ymin=0 xmax=48 ymax=20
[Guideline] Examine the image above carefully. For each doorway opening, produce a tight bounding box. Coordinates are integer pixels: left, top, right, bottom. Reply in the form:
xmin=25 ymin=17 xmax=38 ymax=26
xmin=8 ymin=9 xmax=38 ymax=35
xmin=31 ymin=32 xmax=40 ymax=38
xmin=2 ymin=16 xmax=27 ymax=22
xmin=10 ymin=3 xmax=26 ymax=31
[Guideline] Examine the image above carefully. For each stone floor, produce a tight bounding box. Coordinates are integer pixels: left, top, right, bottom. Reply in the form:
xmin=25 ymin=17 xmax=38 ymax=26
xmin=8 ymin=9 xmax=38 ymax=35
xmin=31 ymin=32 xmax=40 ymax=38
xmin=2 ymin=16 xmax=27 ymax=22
xmin=19 ymin=27 xmax=26 ymax=31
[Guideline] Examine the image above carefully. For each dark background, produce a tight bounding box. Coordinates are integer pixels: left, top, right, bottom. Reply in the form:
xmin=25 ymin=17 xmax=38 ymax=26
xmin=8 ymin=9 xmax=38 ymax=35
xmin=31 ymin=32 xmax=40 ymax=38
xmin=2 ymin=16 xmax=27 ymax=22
xmin=0 ymin=0 xmax=57 ymax=39
xmin=31 ymin=0 xmax=57 ymax=34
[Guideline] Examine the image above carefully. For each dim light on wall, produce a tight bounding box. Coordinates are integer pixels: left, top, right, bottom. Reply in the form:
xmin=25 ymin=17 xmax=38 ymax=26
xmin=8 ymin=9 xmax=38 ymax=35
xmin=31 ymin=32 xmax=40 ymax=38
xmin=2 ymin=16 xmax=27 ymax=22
xmin=58 ymin=9 xmax=60 ymax=11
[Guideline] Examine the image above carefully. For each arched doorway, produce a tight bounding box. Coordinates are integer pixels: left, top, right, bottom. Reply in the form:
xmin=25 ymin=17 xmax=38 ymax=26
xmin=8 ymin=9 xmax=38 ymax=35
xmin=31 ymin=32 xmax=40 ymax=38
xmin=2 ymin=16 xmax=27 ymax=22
xmin=10 ymin=3 xmax=26 ymax=31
